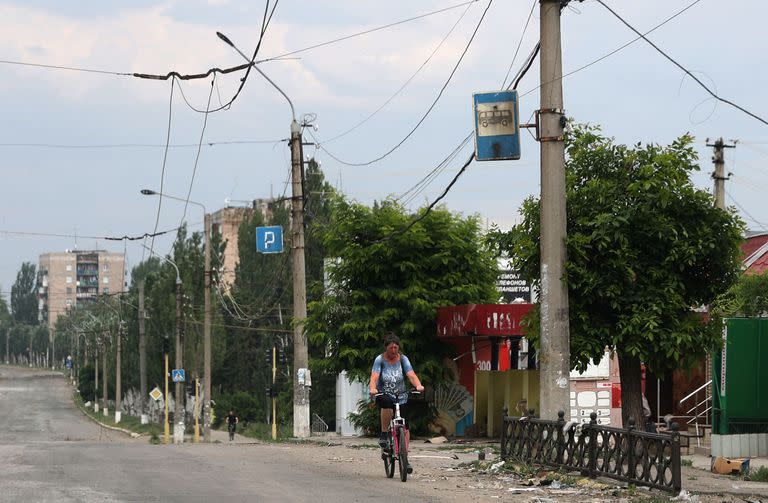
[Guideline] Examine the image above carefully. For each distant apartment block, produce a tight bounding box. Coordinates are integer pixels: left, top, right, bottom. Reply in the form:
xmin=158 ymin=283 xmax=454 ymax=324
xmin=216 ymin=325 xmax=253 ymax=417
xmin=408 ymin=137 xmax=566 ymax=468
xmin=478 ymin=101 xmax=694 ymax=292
xmin=37 ymin=250 xmax=126 ymax=330
xmin=211 ymin=198 xmax=284 ymax=287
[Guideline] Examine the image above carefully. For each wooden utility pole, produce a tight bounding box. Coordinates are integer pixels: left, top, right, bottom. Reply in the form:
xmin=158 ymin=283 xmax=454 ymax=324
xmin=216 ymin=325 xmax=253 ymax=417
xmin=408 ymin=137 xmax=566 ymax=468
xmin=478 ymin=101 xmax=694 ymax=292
xmin=707 ymin=137 xmax=736 ymax=210
xmin=203 ymin=213 xmax=212 ymax=442
xmin=139 ymin=281 xmax=148 ymax=423
xmin=538 ymin=0 xmax=571 ymax=419
xmin=290 ymin=119 xmax=310 ymax=438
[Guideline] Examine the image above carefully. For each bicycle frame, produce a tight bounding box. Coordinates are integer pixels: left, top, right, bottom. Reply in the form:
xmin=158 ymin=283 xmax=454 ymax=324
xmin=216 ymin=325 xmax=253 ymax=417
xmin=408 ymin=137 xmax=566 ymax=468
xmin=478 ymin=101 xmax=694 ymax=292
xmin=389 ymin=401 xmax=408 ymax=455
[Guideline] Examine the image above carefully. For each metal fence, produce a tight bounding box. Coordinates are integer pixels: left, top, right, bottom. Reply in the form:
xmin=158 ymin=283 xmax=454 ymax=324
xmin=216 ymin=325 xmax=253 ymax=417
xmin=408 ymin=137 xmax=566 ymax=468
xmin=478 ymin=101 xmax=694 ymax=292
xmin=500 ymin=409 xmax=681 ymax=493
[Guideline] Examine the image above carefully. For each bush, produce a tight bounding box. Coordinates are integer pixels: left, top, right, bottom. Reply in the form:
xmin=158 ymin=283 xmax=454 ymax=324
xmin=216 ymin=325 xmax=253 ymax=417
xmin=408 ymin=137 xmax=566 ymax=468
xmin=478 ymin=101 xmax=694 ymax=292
xmin=78 ymin=364 xmax=96 ymax=403
xmin=212 ymin=391 xmax=264 ymax=428
xmin=348 ymin=396 xmax=437 ymax=436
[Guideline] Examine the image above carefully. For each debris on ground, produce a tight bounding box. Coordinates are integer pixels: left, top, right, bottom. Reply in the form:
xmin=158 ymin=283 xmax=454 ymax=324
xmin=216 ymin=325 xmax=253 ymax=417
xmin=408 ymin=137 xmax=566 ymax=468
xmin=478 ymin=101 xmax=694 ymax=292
xmin=425 ymin=436 xmax=448 ymax=444
xmin=671 ymin=489 xmax=700 ymax=502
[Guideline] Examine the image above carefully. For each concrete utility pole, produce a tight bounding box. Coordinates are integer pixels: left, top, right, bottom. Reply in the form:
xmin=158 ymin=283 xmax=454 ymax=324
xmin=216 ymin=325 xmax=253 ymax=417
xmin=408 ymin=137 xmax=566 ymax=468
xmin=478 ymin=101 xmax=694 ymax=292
xmin=138 ymin=281 xmax=148 ymax=424
xmin=216 ymin=30 xmax=310 ymax=438
xmin=174 ymin=278 xmax=184 ymax=444
xmin=203 ymin=213 xmax=212 ymax=442
xmin=5 ymin=328 xmax=9 ymax=364
xmin=115 ymin=321 xmax=123 ymax=423
xmin=707 ymin=137 xmax=736 ymax=210
xmin=102 ymin=336 xmax=108 ymax=417
xmin=290 ymin=120 xmax=310 ymax=438
xmin=538 ymin=0 xmax=571 ymax=419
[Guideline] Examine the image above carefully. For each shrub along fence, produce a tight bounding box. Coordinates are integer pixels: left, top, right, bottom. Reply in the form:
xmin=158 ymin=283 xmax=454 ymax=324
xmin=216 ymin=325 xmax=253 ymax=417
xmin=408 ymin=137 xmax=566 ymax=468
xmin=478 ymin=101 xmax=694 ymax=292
xmin=500 ymin=409 xmax=681 ymax=493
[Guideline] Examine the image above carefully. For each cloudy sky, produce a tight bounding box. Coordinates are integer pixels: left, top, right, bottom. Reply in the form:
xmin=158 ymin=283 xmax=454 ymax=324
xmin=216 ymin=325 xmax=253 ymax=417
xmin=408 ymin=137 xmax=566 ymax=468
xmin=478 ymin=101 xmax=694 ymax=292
xmin=1 ymin=0 xmax=766 ymax=297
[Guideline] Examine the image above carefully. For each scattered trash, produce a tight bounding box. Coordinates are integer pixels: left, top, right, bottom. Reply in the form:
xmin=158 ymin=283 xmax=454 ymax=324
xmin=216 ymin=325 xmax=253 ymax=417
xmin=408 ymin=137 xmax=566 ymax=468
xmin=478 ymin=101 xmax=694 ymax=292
xmin=671 ymin=489 xmax=700 ymax=502
xmin=425 ymin=436 xmax=448 ymax=444
xmin=550 ymin=480 xmax=562 ymax=489
xmin=489 ymin=461 xmax=505 ymax=473
xmin=711 ymin=456 xmax=750 ymax=475
xmin=507 ymin=487 xmax=538 ymax=492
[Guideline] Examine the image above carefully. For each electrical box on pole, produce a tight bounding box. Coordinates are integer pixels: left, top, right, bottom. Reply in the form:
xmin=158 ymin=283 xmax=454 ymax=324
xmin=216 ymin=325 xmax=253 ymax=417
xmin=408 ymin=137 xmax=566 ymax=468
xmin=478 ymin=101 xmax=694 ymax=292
xmin=473 ymin=90 xmax=521 ymax=161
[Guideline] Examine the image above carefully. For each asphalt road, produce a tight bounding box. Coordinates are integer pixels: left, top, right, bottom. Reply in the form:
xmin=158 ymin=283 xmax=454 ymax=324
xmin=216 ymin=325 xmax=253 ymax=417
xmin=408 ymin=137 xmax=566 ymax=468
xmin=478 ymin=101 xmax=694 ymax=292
xmin=0 ymin=366 xmax=472 ymax=503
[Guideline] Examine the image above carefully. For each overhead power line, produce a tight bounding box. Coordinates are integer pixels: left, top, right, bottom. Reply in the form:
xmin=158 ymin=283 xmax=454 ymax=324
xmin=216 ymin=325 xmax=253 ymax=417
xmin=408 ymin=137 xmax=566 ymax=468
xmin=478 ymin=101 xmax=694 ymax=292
xmin=321 ymin=1 xmax=475 ymax=145
xmin=314 ymin=0 xmax=495 ymax=167
xmin=0 ymin=225 xmax=182 ymax=241
xmin=595 ymin=0 xmax=768 ymax=127
xmin=0 ymin=139 xmax=284 ymax=150
xmin=256 ymin=0 xmax=479 ymax=63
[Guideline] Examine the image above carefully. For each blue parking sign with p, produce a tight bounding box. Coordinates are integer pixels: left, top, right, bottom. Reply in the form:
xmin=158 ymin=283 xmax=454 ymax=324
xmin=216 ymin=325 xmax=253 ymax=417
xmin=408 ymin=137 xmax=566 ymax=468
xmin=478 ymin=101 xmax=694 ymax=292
xmin=256 ymin=226 xmax=284 ymax=254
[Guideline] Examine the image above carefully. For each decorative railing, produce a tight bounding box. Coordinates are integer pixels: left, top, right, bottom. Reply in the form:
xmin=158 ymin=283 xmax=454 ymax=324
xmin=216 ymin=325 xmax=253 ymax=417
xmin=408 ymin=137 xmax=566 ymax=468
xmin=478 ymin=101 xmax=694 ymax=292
xmin=501 ymin=409 xmax=681 ymax=494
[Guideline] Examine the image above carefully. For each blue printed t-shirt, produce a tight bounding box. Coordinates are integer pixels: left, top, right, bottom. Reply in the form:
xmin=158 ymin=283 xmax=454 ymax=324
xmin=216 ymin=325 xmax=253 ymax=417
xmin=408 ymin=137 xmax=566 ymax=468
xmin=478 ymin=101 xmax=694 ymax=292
xmin=372 ymin=354 xmax=413 ymax=405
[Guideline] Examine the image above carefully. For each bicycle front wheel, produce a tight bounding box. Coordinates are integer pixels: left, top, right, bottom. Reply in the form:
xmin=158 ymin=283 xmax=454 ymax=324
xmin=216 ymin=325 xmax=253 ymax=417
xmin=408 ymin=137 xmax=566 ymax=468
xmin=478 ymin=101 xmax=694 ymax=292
xmin=397 ymin=428 xmax=408 ymax=482
xmin=383 ymin=440 xmax=395 ymax=478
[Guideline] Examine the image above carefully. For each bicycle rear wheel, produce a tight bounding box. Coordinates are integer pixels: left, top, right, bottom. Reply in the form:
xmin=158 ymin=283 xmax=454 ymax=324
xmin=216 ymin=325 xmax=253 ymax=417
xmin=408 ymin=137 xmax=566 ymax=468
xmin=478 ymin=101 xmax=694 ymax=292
xmin=397 ymin=427 xmax=408 ymax=482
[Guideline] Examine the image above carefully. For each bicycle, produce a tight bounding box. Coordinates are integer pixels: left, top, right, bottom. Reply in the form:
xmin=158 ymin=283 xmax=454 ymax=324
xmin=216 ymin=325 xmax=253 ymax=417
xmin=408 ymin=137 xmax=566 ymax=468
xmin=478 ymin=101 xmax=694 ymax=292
xmin=375 ymin=391 xmax=419 ymax=482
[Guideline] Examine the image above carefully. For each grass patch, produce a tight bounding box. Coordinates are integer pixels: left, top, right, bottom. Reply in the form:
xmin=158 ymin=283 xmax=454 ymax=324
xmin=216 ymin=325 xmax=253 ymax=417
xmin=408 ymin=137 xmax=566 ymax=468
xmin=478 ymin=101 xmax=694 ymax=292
xmin=744 ymin=465 xmax=768 ymax=482
xmin=681 ymin=458 xmax=693 ymax=467
xmin=73 ymin=392 xmax=163 ymax=439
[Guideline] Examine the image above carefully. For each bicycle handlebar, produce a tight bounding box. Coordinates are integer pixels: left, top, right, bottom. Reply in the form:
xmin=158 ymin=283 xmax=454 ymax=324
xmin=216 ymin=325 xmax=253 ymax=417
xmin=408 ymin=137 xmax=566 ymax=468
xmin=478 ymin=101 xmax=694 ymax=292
xmin=373 ymin=390 xmax=421 ymax=399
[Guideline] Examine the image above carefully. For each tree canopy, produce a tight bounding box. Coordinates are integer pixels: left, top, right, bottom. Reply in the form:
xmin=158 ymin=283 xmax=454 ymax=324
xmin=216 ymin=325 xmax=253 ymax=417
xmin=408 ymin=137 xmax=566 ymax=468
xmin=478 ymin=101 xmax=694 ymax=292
xmin=489 ymin=125 xmax=745 ymax=422
xmin=11 ymin=262 xmax=38 ymax=324
xmin=306 ymin=198 xmax=499 ymax=385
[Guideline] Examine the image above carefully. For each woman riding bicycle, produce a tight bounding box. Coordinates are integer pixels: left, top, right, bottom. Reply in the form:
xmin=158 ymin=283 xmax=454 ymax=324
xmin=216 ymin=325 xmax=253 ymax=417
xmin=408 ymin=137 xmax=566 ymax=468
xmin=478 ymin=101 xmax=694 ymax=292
xmin=369 ymin=332 xmax=424 ymax=449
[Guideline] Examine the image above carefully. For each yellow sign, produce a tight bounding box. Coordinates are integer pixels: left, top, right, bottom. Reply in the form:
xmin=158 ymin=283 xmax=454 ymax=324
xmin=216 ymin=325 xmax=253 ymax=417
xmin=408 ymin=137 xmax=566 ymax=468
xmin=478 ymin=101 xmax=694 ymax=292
xmin=149 ymin=387 xmax=163 ymax=402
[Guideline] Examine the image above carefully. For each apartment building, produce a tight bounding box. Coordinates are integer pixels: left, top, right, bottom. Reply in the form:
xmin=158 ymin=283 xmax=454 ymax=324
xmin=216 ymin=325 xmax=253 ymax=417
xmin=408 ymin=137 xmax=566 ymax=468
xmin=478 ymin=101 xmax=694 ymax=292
xmin=37 ymin=250 xmax=126 ymax=330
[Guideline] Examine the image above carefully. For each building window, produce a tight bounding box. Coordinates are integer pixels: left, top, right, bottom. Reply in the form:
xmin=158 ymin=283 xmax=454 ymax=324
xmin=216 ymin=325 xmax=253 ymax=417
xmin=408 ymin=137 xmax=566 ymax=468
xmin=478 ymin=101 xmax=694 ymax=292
xmin=103 ymin=264 xmax=110 ymax=272
xmin=103 ymin=287 xmax=109 ymax=294
xmin=103 ymin=277 xmax=109 ymax=284
xmin=66 ymin=287 xmax=72 ymax=294
xmin=66 ymin=299 xmax=72 ymax=307
xmin=66 ymin=276 xmax=72 ymax=284
xmin=66 ymin=265 xmax=72 ymax=272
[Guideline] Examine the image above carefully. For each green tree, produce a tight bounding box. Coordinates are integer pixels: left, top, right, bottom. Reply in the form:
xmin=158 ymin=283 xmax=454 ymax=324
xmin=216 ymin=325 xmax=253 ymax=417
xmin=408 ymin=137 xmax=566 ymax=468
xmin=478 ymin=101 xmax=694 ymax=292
xmin=489 ymin=125 xmax=745 ymax=424
xmin=306 ymin=198 xmax=499 ymax=386
xmin=11 ymin=262 xmax=38 ymax=325
xmin=713 ymin=271 xmax=768 ymax=318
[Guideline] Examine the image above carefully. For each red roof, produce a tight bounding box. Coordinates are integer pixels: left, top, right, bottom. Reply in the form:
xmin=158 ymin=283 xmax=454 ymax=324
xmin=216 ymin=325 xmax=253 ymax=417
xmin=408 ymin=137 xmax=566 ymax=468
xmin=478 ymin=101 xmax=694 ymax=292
xmin=742 ymin=233 xmax=768 ymax=275
xmin=436 ymin=304 xmax=533 ymax=337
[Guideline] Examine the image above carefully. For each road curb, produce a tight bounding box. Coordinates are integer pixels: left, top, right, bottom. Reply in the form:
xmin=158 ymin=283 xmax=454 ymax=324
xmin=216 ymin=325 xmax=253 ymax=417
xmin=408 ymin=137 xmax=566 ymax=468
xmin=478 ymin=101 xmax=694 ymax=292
xmin=73 ymin=399 xmax=143 ymax=438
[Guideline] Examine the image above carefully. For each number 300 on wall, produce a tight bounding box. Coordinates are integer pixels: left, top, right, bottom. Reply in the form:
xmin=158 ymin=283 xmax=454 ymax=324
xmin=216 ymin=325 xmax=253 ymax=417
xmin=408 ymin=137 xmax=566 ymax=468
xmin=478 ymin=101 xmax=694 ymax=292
xmin=476 ymin=360 xmax=491 ymax=371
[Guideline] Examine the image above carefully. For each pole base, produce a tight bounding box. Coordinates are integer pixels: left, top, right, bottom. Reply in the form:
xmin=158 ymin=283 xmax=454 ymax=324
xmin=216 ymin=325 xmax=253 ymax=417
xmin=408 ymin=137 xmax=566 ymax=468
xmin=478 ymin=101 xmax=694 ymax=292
xmin=173 ymin=422 xmax=185 ymax=444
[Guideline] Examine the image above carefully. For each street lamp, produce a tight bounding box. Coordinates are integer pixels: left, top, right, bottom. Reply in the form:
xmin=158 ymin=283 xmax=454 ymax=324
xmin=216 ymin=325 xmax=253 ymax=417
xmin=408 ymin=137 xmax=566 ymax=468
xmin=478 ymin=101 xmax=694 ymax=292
xmin=141 ymin=190 xmax=212 ymax=443
xmin=217 ymin=31 xmax=311 ymax=438
xmin=142 ymin=244 xmax=184 ymax=444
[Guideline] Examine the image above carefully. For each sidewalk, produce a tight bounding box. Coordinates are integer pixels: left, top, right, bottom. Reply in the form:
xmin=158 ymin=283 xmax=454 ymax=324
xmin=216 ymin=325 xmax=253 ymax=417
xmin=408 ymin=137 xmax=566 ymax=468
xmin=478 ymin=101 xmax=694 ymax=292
xmin=307 ymin=433 xmax=768 ymax=498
